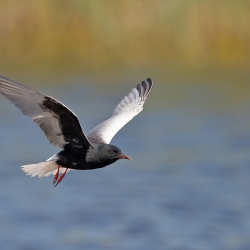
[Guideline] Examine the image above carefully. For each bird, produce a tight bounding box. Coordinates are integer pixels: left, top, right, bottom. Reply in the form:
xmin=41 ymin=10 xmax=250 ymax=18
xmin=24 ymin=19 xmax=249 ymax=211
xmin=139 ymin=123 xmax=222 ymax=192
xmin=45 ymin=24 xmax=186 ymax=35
xmin=0 ymin=76 xmax=153 ymax=186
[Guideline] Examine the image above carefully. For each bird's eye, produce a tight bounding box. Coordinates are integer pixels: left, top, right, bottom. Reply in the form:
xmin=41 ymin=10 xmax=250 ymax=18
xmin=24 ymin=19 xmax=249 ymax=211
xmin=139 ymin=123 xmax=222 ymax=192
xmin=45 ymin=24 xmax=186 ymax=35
xmin=109 ymin=149 xmax=118 ymax=154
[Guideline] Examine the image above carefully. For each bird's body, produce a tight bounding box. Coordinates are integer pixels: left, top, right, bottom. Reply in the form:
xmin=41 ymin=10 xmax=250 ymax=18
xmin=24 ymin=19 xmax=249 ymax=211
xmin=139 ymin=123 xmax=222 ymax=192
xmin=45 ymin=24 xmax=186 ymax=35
xmin=57 ymin=143 xmax=129 ymax=170
xmin=0 ymin=76 xmax=153 ymax=186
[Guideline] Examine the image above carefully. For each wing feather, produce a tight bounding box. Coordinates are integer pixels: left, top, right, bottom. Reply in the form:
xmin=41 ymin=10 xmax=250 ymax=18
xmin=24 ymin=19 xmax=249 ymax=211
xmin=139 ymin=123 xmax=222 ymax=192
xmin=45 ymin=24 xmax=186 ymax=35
xmin=87 ymin=78 xmax=153 ymax=144
xmin=0 ymin=76 xmax=90 ymax=149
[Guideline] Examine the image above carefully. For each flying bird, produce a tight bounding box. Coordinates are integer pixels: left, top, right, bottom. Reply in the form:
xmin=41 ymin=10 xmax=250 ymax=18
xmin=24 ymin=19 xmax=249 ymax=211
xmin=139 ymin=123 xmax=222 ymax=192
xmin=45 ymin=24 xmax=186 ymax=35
xmin=0 ymin=76 xmax=153 ymax=186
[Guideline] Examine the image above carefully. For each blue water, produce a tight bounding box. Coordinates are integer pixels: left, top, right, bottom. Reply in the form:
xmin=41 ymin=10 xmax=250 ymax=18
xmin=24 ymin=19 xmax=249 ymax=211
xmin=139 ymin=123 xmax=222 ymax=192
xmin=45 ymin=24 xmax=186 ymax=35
xmin=0 ymin=79 xmax=250 ymax=249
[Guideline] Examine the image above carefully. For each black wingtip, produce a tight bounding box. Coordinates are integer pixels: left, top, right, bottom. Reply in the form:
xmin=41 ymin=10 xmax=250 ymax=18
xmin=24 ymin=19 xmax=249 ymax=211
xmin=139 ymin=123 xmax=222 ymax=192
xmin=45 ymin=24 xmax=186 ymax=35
xmin=141 ymin=80 xmax=147 ymax=89
xmin=147 ymin=78 xmax=153 ymax=85
xmin=136 ymin=82 xmax=144 ymax=95
xmin=136 ymin=78 xmax=153 ymax=98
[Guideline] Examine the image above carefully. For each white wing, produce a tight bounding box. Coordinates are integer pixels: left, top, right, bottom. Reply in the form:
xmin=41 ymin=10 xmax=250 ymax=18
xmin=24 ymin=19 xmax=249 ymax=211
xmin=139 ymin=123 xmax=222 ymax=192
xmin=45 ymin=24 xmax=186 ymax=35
xmin=0 ymin=76 xmax=91 ymax=149
xmin=87 ymin=78 xmax=153 ymax=144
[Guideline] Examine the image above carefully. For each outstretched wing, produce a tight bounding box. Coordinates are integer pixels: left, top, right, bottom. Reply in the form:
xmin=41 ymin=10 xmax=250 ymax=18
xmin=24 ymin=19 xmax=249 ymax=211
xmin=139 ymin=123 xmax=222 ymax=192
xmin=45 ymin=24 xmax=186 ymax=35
xmin=0 ymin=76 xmax=91 ymax=149
xmin=87 ymin=78 xmax=153 ymax=144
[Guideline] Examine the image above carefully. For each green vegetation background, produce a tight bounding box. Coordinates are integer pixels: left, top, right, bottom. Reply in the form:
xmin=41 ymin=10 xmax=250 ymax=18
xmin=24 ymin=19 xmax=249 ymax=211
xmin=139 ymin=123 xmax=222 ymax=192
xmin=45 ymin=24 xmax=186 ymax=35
xmin=0 ymin=0 xmax=249 ymax=85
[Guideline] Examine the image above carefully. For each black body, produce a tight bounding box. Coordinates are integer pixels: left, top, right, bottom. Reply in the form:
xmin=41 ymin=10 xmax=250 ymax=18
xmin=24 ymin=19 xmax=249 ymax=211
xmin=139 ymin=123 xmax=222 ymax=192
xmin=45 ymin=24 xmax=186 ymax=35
xmin=56 ymin=143 xmax=123 ymax=170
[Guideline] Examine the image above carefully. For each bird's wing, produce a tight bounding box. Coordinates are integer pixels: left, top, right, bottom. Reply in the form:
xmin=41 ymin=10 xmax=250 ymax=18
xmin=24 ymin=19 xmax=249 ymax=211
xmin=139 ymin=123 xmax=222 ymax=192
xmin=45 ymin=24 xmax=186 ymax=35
xmin=0 ymin=76 xmax=91 ymax=149
xmin=87 ymin=78 xmax=153 ymax=144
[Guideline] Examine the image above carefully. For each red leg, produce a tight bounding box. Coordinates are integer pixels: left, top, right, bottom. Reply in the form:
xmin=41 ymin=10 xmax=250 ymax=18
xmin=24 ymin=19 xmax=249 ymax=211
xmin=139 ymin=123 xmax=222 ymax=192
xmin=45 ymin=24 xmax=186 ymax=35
xmin=53 ymin=165 xmax=60 ymax=185
xmin=54 ymin=168 xmax=68 ymax=187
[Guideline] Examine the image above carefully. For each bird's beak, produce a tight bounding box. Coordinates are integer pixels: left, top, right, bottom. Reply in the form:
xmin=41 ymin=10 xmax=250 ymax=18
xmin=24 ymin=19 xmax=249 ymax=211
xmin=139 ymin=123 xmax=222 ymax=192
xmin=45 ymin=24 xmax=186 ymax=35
xmin=119 ymin=154 xmax=132 ymax=160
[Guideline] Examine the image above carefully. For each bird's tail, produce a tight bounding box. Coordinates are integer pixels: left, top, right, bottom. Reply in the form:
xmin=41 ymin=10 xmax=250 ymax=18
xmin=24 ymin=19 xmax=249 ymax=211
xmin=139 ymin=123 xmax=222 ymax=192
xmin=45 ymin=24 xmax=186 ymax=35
xmin=21 ymin=160 xmax=69 ymax=178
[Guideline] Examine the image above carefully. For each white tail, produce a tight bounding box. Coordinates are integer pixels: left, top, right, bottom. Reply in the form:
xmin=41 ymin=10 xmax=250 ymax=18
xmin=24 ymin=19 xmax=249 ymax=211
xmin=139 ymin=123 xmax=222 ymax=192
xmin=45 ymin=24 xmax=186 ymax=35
xmin=21 ymin=160 xmax=70 ymax=178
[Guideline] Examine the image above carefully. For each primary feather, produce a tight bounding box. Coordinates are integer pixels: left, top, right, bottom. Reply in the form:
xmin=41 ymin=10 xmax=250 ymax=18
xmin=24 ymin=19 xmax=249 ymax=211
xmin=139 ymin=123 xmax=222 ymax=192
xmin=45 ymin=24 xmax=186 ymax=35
xmin=87 ymin=78 xmax=153 ymax=144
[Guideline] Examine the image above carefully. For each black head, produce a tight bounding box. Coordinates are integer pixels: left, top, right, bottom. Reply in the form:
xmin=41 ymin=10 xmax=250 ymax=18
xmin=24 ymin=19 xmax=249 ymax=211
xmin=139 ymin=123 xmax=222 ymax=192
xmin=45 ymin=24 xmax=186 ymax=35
xmin=100 ymin=144 xmax=131 ymax=163
xmin=104 ymin=144 xmax=132 ymax=162
xmin=87 ymin=144 xmax=131 ymax=169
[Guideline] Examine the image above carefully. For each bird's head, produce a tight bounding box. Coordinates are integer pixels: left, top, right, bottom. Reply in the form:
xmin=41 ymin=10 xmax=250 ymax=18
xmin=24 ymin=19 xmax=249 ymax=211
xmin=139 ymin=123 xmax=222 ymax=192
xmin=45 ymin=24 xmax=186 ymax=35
xmin=88 ymin=144 xmax=131 ymax=168
xmin=105 ymin=144 xmax=132 ymax=161
xmin=101 ymin=144 xmax=132 ymax=163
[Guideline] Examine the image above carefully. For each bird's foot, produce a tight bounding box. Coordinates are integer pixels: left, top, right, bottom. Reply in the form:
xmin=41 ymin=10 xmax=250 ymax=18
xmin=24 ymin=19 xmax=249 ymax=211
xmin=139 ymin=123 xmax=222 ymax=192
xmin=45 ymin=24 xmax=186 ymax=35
xmin=53 ymin=165 xmax=60 ymax=185
xmin=54 ymin=168 xmax=68 ymax=187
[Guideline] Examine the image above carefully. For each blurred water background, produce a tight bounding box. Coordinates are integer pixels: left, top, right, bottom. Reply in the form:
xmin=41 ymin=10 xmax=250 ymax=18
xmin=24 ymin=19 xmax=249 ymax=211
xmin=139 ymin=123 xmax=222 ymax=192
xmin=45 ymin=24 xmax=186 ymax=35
xmin=0 ymin=1 xmax=250 ymax=249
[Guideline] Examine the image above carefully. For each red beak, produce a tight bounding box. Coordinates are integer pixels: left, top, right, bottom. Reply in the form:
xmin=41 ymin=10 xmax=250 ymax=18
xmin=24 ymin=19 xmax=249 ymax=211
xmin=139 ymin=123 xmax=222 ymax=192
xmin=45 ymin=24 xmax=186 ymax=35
xmin=119 ymin=154 xmax=132 ymax=160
